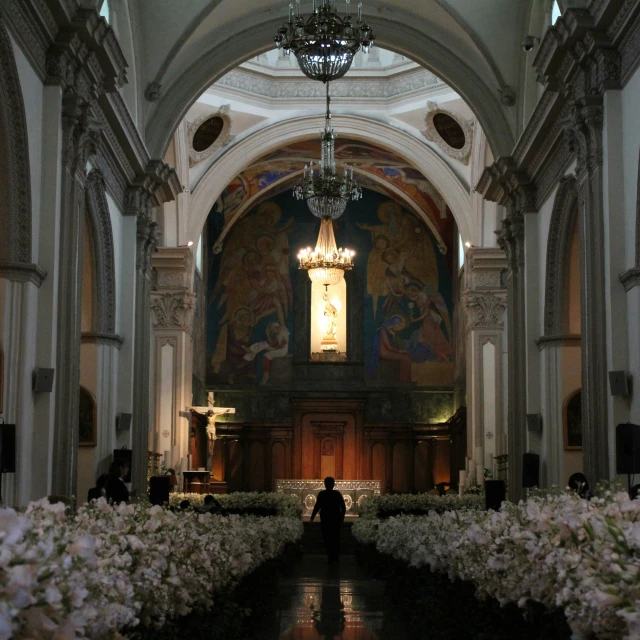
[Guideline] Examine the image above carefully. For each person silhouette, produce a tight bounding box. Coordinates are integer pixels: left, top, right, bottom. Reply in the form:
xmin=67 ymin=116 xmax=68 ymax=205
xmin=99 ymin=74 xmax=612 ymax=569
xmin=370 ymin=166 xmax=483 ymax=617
xmin=310 ymin=477 xmax=347 ymax=564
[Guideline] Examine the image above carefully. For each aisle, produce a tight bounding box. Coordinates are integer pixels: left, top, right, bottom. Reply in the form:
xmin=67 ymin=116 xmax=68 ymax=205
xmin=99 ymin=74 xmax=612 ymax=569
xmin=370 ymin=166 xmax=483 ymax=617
xmin=251 ymin=523 xmax=409 ymax=640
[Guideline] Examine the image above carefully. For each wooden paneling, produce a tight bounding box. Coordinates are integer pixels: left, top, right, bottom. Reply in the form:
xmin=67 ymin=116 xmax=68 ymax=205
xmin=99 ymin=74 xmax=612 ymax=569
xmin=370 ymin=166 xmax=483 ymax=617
xmin=271 ymin=442 xmax=286 ymax=490
xmin=226 ymin=439 xmax=243 ymax=492
xmin=372 ymin=443 xmax=386 ymax=489
xmin=414 ymin=441 xmax=431 ymax=492
xmin=433 ymin=439 xmax=451 ymax=485
xmin=249 ymin=441 xmax=265 ymax=491
xmin=392 ymin=442 xmax=410 ymax=493
xmin=320 ymin=437 xmax=336 ymax=478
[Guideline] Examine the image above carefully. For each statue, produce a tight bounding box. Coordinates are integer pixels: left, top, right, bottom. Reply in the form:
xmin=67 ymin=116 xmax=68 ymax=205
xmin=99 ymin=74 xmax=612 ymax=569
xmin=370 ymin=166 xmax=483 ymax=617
xmin=206 ymin=410 xmax=217 ymax=458
xmin=190 ymin=396 xmax=235 ymax=479
xmin=320 ymin=288 xmax=339 ymax=352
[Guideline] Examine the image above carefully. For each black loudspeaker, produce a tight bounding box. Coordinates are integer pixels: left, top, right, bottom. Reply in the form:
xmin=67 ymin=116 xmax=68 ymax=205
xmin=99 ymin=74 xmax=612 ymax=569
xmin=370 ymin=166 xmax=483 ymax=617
xmin=116 ymin=413 xmax=132 ymax=431
xmin=113 ymin=449 xmax=132 ymax=483
xmin=609 ymin=371 xmax=630 ymax=397
xmin=33 ymin=368 xmax=55 ymax=393
xmin=0 ymin=424 xmax=16 ymax=473
xmin=616 ymin=423 xmax=640 ymax=474
xmin=522 ymin=452 xmax=540 ymax=488
xmin=149 ymin=476 xmax=170 ymax=506
xmin=485 ymin=480 xmax=506 ymax=511
xmin=526 ymin=414 xmax=542 ymax=433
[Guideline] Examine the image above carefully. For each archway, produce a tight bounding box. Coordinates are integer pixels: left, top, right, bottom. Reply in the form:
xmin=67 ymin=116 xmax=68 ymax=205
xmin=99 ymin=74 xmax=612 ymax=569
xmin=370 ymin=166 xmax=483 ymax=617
xmin=145 ymin=17 xmax=515 ymax=161
xmin=187 ymin=116 xmax=474 ymax=246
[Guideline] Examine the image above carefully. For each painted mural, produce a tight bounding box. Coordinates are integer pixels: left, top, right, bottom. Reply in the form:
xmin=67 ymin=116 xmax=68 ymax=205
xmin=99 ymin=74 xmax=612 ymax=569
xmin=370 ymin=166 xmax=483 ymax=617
xmin=206 ymin=189 xmax=454 ymax=388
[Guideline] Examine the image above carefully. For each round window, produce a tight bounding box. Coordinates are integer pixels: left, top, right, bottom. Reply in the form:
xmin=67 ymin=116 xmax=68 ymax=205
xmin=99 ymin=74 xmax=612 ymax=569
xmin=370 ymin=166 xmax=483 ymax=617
xmin=433 ymin=113 xmax=466 ymax=150
xmin=192 ymin=116 xmax=224 ymax=152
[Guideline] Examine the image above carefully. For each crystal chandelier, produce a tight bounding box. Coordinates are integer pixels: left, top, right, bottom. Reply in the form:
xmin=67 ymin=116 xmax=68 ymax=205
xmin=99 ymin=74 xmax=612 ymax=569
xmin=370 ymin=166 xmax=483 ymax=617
xmin=293 ymin=83 xmax=362 ymax=220
xmin=297 ymin=217 xmax=354 ymax=286
xmin=274 ymin=0 xmax=375 ymax=83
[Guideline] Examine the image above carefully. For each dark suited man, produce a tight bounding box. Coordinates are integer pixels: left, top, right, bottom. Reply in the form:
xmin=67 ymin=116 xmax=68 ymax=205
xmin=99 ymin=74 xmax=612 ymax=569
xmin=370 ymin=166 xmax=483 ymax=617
xmin=310 ymin=477 xmax=347 ymax=564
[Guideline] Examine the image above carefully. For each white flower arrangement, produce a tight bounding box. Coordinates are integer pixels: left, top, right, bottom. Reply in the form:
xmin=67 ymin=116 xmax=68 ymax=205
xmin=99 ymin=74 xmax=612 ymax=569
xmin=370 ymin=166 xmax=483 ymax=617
xmin=169 ymin=492 xmax=302 ymax=518
xmin=353 ymin=490 xmax=640 ymax=640
xmin=0 ymin=498 xmax=303 ymax=639
xmin=357 ymin=492 xmax=484 ymax=519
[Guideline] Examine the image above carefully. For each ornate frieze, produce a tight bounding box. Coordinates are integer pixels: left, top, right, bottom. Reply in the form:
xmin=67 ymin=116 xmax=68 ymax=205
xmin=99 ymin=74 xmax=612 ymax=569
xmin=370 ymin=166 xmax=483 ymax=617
xmin=464 ymin=293 xmax=508 ymax=332
xmin=136 ymin=217 xmax=159 ymax=276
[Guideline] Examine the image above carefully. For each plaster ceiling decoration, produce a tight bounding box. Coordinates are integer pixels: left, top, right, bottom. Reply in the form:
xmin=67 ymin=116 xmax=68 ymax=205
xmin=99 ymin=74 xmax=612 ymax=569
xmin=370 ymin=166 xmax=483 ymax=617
xmin=188 ymin=105 xmax=232 ymax=167
xmin=424 ymin=101 xmax=473 ymax=165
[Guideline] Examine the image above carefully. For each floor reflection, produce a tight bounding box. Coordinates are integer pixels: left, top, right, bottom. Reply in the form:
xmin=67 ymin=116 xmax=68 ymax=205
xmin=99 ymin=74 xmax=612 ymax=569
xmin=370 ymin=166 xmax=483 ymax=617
xmin=275 ymin=557 xmax=397 ymax=640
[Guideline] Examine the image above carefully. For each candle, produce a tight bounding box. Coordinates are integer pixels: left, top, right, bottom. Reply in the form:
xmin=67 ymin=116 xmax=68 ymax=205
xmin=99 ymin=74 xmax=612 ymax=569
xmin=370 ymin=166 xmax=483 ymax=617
xmin=346 ymin=0 xmax=350 ymax=16
xmin=289 ymin=3 xmax=294 ymax=22
xmin=296 ymin=0 xmax=301 ymax=16
xmin=485 ymin=453 xmax=493 ymax=477
xmin=459 ymin=470 xmax=466 ymax=487
xmin=502 ymin=434 xmax=508 ymax=455
xmin=358 ymin=2 xmax=362 ymax=21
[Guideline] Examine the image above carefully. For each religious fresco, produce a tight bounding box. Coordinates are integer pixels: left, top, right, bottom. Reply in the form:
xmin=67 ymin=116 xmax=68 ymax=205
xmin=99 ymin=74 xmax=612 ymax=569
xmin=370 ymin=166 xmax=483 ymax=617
xmin=212 ymin=140 xmax=449 ymax=250
xmin=206 ymin=189 xmax=454 ymax=388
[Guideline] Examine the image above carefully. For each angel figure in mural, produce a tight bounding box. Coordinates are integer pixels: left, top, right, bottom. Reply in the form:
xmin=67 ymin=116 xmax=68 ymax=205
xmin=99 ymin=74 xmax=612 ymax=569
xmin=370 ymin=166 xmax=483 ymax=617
xmin=368 ymin=315 xmax=412 ymax=383
xmin=362 ymin=234 xmax=392 ymax=317
xmin=404 ymin=282 xmax=453 ymax=363
xmin=244 ymin=321 xmax=290 ymax=385
xmin=400 ymin=224 xmax=439 ymax=293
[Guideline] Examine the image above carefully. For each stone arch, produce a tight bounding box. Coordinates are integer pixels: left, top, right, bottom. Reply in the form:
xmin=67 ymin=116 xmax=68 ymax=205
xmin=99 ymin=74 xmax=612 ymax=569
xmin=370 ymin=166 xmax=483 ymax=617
xmin=85 ymin=170 xmax=117 ymax=335
xmin=0 ymin=17 xmax=32 ymax=265
xmin=543 ymin=176 xmax=579 ymax=336
xmin=187 ymin=115 xmax=474 ymax=248
xmin=144 ymin=17 xmax=515 ymax=161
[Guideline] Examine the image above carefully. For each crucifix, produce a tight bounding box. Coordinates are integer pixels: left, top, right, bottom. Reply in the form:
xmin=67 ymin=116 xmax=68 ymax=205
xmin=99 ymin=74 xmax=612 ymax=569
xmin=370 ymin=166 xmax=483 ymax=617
xmin=190 ymin=392 xmax=235 ymax=478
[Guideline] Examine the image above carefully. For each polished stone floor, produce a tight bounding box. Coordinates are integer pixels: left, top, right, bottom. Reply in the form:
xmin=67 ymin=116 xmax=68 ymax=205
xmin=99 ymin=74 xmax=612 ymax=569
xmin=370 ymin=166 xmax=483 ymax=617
xmin=267 ymin=553 xmax=409 ymax=640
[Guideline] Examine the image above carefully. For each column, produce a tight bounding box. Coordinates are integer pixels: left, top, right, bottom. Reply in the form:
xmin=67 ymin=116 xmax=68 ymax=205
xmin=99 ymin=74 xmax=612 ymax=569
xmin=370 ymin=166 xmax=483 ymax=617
xmin=497 ymin=214 xmax=527 ymax=501
xmin=150 ymin=246 xmax=196 ymax=471
xmin=565 ymin=97 xmax=610 ymax=482
xmin=131 ymin=208 xmax=156 ymax=497
xmin=51 ymin=94 xmax=101 ymax=499
xmin=463 ymin=248 xmax=507 ymax=481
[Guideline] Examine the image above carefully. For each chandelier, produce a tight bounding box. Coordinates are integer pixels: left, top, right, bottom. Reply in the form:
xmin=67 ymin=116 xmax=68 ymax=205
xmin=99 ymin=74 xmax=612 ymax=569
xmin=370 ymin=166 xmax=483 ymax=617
xmin=297 ymin=217 xmax=354 ymax=286
xmin=293 ymin=83 xmax=362 ymax=220
xmin=274 ymin=0 xmax=375 ymax=83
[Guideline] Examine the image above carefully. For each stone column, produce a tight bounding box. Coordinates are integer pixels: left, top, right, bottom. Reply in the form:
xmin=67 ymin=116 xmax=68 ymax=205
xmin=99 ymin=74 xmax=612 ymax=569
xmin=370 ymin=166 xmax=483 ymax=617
xmin=463 ymin=248 xmax=507 ymax=481
xmin=565 ymin=97 xmax=610 ymax=482
xmin=131 ymin=206 xmax=157 ymax=497
xmin=51 ymin=93 xmax=101 ymax=499
xmin=150 ymin=247 xmax=196 ymax=471
xmin=497 ymin=214 xmax=527 ymax=502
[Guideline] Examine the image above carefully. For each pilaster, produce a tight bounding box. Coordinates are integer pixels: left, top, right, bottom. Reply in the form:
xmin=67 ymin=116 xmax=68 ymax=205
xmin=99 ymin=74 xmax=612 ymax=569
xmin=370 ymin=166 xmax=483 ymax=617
xmin=150 ymin=247 xmax=196 ymax=471
xmin=462 ymin=248 xmax=507 ymax=483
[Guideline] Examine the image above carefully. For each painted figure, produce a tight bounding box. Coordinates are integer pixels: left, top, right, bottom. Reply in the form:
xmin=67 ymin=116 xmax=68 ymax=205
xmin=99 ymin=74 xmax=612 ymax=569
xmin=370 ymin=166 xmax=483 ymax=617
xmin=244 ymin=322 xmax=290 ymax=385
xmin=368 ymin=315 xmax=412 ymax=382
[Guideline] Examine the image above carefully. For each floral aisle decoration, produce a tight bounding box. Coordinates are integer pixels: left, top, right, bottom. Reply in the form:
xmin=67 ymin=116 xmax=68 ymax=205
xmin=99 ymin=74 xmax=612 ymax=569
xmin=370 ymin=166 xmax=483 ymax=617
xmin=0 ymin=498 xmax=303 ymax=640
xmin=357 ymin=492 xmax=484 ymax=519
xmin=352 ymin=490 xmax=640 ymax=640
xmin=170 ymin=492 xmax=302 ymax=518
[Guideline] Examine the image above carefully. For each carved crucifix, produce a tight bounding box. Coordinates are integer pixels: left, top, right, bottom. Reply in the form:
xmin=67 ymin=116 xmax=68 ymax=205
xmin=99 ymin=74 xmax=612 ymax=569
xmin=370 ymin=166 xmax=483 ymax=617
xmin=190 ymin=392 xmax=235 ymax=477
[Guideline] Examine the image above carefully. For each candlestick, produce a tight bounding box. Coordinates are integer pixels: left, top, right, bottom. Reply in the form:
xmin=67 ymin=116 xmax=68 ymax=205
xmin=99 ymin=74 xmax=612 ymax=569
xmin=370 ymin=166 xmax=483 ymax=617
xmin=476 ymin=463 xmax=484 ymax=486
xmin=485 ymin=453 xmax=493 ymax=477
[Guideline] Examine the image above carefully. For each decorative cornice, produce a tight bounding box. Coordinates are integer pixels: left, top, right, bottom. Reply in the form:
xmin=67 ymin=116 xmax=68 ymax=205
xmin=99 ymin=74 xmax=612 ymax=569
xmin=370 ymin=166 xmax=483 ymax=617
xmin=188 ymin=105 xmax=232 ymax=167
xmin=81 ymin=332 xmax=124 ymax=348
xmin=423 ymin=101 xmax=473 ymax=165
xmin=535 ymin=334 xmax=582 ymax=350
xmin=152 ymin=246 xmax=194 ymax=291
xmin=620 ymin=267 xmax=640 ymax=291
xmin=0 ymin=262 xmax=47 ymax=287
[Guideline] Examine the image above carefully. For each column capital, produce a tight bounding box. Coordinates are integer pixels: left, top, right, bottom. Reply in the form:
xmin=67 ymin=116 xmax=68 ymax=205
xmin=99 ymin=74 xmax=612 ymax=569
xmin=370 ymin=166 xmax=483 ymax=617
xmin=496 ymin=214 xmax=525 ymax=272
xmin=152 ymin=246 xmax=194 ymax=291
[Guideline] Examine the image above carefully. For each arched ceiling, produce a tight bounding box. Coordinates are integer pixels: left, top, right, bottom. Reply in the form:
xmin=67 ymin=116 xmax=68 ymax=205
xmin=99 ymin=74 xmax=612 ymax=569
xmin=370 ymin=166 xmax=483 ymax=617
xmin=211 ymin=139 xmax=452 ymax=254
xmin=134 ymin=0 xmax=525 ymax=158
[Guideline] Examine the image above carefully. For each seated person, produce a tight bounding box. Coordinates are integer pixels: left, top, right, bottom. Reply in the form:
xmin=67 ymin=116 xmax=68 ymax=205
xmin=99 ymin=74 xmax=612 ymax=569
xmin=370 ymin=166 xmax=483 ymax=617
xmin=105 ymin=458 xmax=130 ymax=505
xmin=198 ymin=494 xmax=224 ymax=515
xmin=87 ymin=473 xmax=109 ymax=502
xmin=179 ymin=499 xmax=192 ymax=510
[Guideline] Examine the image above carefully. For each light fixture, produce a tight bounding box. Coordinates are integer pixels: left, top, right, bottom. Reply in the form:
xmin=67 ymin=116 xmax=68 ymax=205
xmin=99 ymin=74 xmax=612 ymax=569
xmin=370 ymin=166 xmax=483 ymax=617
xmin=187 ymin=241 xmax=194 ymax=247
xmin=274 ymin=0 xmax=375 ymax=83
xmin=297 ymin=217 xmax=354 ymax=286
xmin=465 ymin=241 xmax=471 ymax=248
xmin=293 ymin=82 xmax=361 ymax=219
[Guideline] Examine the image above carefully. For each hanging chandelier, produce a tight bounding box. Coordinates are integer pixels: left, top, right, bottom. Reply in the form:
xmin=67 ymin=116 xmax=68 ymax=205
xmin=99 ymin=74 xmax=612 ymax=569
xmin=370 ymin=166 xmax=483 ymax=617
xmin=293 ymin=82 xmax=362 ymax=220
xmin=297 ymin=217 xmax=354 ymax=286
xmin=274 ymin=0 xmax=375 ymax=83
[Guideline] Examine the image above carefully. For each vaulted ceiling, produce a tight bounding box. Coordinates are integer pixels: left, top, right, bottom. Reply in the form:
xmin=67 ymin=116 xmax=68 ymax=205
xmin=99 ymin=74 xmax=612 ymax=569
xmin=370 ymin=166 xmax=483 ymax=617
xmin=132 ymin=0 xmax=534 ymax=158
